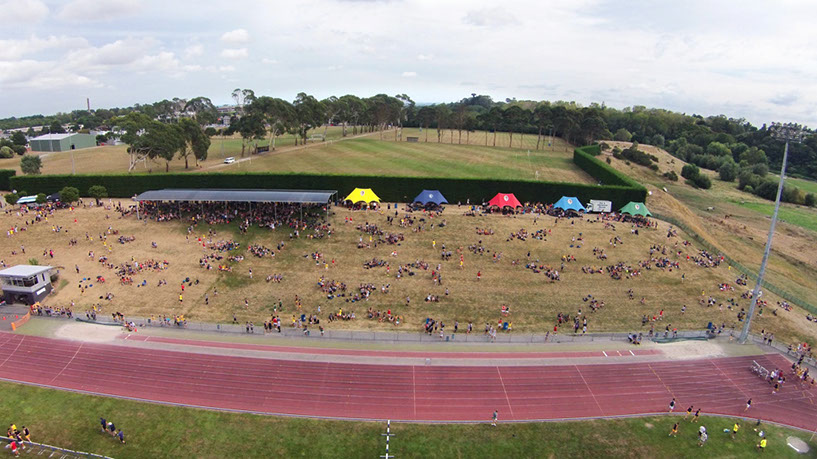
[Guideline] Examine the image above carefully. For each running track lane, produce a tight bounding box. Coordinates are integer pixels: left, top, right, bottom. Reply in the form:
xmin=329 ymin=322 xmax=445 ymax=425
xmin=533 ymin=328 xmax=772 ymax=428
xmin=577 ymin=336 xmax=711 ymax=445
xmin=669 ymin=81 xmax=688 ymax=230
xmin=0 ymin=332 xmax=814 ymax=429
xmin=120 ymin=334 xmax=661 ymax=359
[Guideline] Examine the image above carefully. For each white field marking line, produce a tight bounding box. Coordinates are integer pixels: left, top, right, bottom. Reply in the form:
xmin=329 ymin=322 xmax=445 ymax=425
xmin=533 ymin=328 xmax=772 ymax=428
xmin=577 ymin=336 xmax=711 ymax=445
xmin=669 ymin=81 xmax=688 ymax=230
xmin=709 ymin=359 xmax=751 ymax=400
xmin=647 ymin=363 xmax=676 ymax=399
xmin=575 ymin=365 xmax=605 ymax=415
xmin=50 ymin=342 xmax=83 ymax=384
xmin=496 ymin=367 xmax=515 ymax=419
xmin=412 ymin=365 xmax=417 ymax=417
xmin=630 ymin=350 xmax=635 ymax=356
xmin=602 ymin=351 xmax=608 ymax=357
xmin=0 ymin=335 xmax=25 ymax=368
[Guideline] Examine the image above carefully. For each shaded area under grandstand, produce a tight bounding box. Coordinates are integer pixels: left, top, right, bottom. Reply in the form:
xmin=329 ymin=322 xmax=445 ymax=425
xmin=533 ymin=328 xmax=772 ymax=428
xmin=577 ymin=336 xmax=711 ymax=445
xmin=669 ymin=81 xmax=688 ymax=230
xmin=0 ymin=332 xmax=813 ymax=430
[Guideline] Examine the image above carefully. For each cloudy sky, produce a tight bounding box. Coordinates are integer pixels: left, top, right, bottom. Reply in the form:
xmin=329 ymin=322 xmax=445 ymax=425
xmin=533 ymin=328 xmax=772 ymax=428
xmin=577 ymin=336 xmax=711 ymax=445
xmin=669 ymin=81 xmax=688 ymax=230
xmin=1 ymin=0 xmax=815 ymax=126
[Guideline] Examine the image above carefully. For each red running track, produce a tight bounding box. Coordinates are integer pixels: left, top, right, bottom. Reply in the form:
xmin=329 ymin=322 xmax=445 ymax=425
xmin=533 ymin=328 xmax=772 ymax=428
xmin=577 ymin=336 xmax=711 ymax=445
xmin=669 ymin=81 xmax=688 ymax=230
xmin=1 ymin=332 xmax=815 ymax=430
xmin=121 ymin=334 xmax=661 ymax=359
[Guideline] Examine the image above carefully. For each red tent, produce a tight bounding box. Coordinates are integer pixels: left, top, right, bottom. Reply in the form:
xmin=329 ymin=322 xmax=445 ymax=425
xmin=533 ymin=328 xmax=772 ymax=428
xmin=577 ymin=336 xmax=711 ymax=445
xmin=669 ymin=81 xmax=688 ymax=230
xmin=487 ymin=193 xmax=522 ymax=208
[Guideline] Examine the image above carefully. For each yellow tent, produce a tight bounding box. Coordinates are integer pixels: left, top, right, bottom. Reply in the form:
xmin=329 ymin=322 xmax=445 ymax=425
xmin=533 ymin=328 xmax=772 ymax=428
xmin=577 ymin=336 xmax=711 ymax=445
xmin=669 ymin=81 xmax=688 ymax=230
xmin=344 ymin=188 xmax=381 ymax=204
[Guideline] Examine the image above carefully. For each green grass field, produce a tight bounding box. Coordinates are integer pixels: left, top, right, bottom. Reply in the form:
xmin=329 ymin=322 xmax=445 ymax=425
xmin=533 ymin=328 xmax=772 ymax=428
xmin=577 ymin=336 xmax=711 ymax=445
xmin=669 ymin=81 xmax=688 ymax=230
xmin=731 ymin=200 xmax=817 ymax=233
xmin=1 ymin=380 xmax=812 ymax=458
xmin=220 ymin=137 xmax=592 ymax=182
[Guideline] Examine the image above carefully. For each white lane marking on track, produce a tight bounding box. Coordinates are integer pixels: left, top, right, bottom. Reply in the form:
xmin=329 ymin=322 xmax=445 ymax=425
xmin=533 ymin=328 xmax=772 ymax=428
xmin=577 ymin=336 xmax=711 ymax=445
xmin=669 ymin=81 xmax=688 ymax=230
xmin=496 ymin=367 xmax=515 ymax=419
xmin=50 ymin=342 xmax=83 ymax=383
xmin=0 ymin=334 xmax=25 ymax=368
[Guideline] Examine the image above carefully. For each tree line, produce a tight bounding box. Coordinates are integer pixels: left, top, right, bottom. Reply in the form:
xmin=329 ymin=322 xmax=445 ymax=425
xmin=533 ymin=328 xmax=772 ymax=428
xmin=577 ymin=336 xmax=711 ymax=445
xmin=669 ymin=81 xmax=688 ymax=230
xmin=3 ymin=92 xmax=816 ymax=184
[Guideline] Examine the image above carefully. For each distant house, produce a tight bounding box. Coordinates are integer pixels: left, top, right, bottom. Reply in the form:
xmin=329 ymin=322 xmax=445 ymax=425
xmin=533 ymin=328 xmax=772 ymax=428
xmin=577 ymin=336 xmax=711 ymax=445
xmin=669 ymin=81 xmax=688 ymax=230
xmin=0 ymin=265 xmax=55 ymax=304
xmin=29 ymin=133 xmax=96 ymax=152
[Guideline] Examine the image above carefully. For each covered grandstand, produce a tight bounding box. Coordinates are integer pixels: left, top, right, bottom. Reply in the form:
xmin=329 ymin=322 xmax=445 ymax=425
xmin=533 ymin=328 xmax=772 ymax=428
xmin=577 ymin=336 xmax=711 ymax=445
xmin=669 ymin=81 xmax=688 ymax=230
xmin=132 ymin=188 xmax=338 ymax=221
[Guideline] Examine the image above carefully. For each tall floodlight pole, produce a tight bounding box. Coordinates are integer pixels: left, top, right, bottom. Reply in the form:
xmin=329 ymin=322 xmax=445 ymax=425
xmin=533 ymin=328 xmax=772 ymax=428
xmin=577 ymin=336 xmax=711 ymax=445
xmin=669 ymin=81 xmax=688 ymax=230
xmin=739 ymin=122 xmax=806 ymax=343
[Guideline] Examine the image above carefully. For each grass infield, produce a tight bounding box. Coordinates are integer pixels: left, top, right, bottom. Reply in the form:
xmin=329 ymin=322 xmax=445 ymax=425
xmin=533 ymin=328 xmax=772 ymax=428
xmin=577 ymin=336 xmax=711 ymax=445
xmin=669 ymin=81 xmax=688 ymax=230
xmin=0 ymin=380 xmax=813 ymax=458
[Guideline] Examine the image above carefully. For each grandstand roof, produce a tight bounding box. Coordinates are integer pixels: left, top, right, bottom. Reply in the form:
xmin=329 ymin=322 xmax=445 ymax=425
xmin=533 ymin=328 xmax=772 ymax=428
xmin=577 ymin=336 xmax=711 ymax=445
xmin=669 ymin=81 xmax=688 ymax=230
xmin=133 ymin=189 xmax=337 ymax=204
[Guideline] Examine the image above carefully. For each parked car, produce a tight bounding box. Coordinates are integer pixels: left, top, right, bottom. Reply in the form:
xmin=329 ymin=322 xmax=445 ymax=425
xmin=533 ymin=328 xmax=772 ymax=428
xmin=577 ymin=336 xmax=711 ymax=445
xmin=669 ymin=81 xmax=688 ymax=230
xmin=223 ymin=157 xmax=235 ymax=164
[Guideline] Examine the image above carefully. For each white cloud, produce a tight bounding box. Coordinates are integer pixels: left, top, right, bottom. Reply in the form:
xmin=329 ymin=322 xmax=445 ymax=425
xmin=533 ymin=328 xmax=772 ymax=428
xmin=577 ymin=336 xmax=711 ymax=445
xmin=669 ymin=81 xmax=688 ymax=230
xmin=58 ymin=0 xmax=141 ymax=22
xmin=0 ymin=59 xmax=100 ymax=90
xmin=183 ymin=44 xmax=204 ymax=59
xmin=0 ymin=0 xmax=49 ymax=23
xmin=401 ymin=71 xmax=417 ymax=77
xmin=218 ymin=65 xmax=236 ymax=72
xmin=463 ymin=8 xmax=519 ymax=27
xmin=0 ymin=35 xmax=88 ymax=60
xmin=220 ymin=48 xmax=248 ymax=59
xmin=65 ymin=37 xmax=158 ymax=70
xmin=220 ymin=29 xmax=250 ymax=44
xmin=261 ymin=58 xmax=279 ymax=64
xmin=417 ymin=54 xmax=433 ymax=61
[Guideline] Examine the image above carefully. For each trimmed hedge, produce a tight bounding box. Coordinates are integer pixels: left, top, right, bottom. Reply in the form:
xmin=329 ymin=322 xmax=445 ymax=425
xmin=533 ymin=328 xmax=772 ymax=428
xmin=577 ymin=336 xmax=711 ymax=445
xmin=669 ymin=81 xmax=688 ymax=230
xmin=0 ymin=169 xmax=15 ymax=190
xmin=573 ymin=145 xmax=645 ymax=189
xmin=8 ymin=144 xmax=647 ymax=208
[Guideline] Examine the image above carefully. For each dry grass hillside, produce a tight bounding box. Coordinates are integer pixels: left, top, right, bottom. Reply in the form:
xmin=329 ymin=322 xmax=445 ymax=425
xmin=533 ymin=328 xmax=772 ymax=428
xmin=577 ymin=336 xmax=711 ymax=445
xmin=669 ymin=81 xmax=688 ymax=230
xmin=601 ymin=140 xmax=817 ymax=312
xmin=3 ymin=203 xmax=817 ymax=344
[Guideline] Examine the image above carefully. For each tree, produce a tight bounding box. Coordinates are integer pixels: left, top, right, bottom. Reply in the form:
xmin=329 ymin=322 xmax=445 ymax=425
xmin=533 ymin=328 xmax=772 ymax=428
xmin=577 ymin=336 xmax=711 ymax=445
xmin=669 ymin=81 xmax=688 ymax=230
xmin=177 ymin=118 xmax=211 ymax=168
xmin=112 ymin=112 xmax=153 ymax=171
xmin=752 ymin=163 xmax=769 ymax=177
xmin=613 ymin=128 xmax=632 ymax=141
xmin=579 ymin=108 xmax=607 ymax=145
xmin=434 ymin=105 xmax=451 ymax=143
xmin=204 ymin=127 xmax=217 ymax=137
xmin=20 ymin=155 xmax=42 ymax=175
xmin=805 ymin=193 xmax=816 ymax=207
xmin=416 ymin=106 xmax=436 ymax=143
xmin=502 ymin=106 xmax=526 ymax=148
xmin=88 ymin=185 xmax=107 ymax=205
xmin=59 ymin=186 xmax=80 ymax=204
xmin=184 ymin=97 xmax=218 ymax=127
xmin=739 ymin=147 xmax=768 ymax=166
xmin=478 ymin=106 xmax=502 ymax=146
xmin=11 ymin=145 xmax=25 ymax=155
xmin=292 ymin=93 xmax=325 ymax=145
xmin=10 ymin=131 xmax=27 ymax=146
xmin=0 ymin=146 xmax=12 ymax=159
xmin=35 ymin=193 xmax=46 ymax=204
xmin=4 ymin=193 xmax=18 ymax=205
xmin=706 ymin=141 xmax=731 ymax=157
xmin=395 ymin=94 xmax=414 ymax=142
xmin=533 ymin=104 xmax=551 ymax=150
xmin=249 ymin=96 xmax=295 ymax=151
xmin=49 ymin=121 xmax=65 ymax=134
xmin=718 ymin=160 xmax=739 ymax=182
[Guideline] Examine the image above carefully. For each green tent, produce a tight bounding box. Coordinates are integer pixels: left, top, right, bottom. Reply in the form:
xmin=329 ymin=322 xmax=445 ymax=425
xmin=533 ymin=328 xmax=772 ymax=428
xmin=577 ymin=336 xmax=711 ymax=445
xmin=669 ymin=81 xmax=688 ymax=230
xmin=620 ymin=201 xmax=651 ymax=217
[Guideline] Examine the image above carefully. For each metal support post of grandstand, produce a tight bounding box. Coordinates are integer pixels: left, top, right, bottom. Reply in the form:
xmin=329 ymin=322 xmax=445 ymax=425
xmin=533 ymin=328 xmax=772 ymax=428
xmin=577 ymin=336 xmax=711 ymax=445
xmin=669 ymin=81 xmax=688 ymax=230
xmin=740 ymin=122 xmax=805 ymax=344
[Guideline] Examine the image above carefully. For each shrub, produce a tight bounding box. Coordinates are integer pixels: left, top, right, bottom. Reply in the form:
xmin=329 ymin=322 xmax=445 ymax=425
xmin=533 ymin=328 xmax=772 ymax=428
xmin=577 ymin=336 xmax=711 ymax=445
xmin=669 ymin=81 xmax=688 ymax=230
xmin=0 ymin=146 xmax=12 ymax=159
xmin=755 ymin=180 xmax=778 ymax=200
xmin=59 ymin=186 xmax=80 ymax=204
xmin=738 ymin=169 xmax=760 ymax=190
xmin=613 ymin=128 xmax=632 ymax=141
xmin=806 ymin=193 xmax=816 ymax=207
xmin=752 ymin=163 xmax=769 ymax=177
xmin=606 ymin=157 xmax=611 ymax=164
xmin=663 ymin=171 xmax=678 ymax=181
xmin=648 ymin=163 xmax=659 ymax=171
xmin=692 ymin=174 xmax=712 ymax=189
xmin=20 ymin=155 xmax=42 ymax=175
xmin=88 ymin=185 xmax=108 ymax=205
xmin=744 ymin=185 xmax=754 ymax=194
xmin=4 ymin=193 xmax=18 ymax=205
xmin=35 ymin=193 xmax=46 ymax=204
xmin=28 ymin=258 xmax=38 ymax=266
xmin=681 ymin=164 xmax=700 ymax=180
xmin=599 ymin=142 xmax=610 ymax=151
xmin=718 ymin=161 xmax=739 ymax=182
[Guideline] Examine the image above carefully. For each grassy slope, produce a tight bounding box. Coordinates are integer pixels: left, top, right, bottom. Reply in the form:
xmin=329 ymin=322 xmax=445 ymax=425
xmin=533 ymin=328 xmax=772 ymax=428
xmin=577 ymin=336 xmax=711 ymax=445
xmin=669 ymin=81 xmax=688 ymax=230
xmin=1 ymin=380 xmax=812 ymax=459
xmin=602 ymin=141 xmax=817 ymax=320
xmin=7 ymin=202 xmax=817 ymax=344
xmin=221 ymin=137 xmax=591 ymax=182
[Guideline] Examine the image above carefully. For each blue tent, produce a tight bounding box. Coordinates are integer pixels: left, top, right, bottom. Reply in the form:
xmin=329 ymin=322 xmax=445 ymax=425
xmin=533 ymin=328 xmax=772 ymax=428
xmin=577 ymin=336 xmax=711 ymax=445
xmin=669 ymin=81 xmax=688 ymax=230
xmin=553 ymin=196 xmax=587 ymax=212
xmin=413 ymin=190 xmax=448 ymax=205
